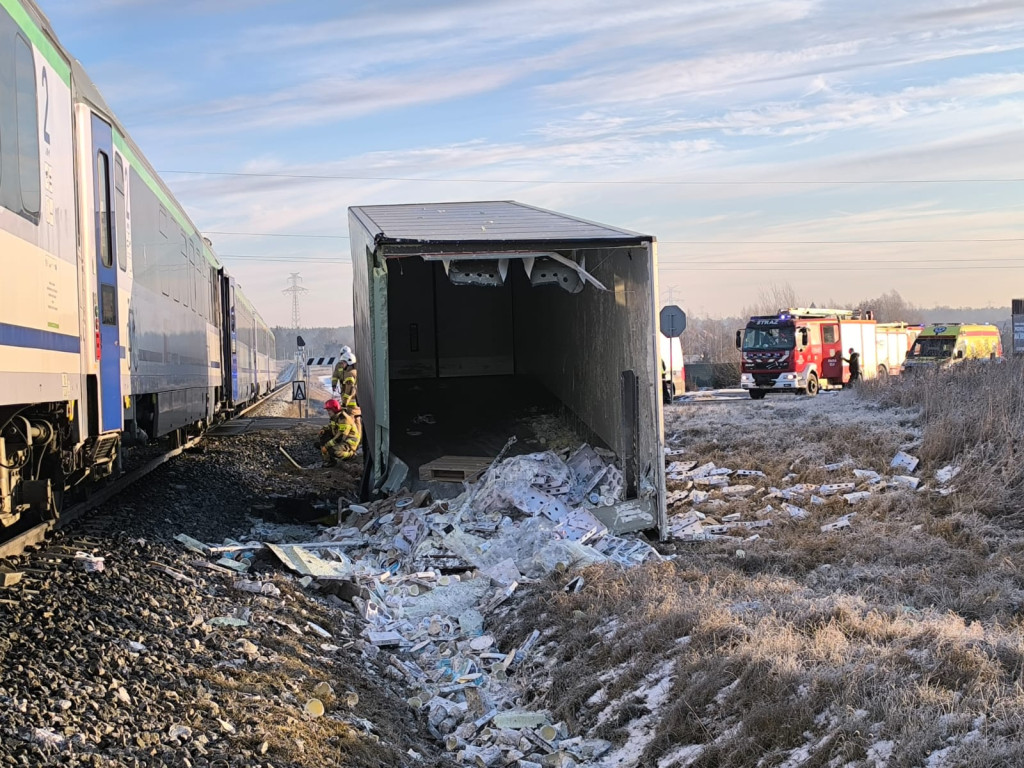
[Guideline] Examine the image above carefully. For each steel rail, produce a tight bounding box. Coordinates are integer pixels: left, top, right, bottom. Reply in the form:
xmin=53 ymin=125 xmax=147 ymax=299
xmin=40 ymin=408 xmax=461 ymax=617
xmin=0 ymin=384 xmax=289 ymax=560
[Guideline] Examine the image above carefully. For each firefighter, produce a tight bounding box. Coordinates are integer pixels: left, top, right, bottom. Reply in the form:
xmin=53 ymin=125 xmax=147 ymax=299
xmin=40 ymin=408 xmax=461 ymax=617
xmin=844 ymin=347 xmax=861 ymax=383
xmin=331 ymin=347 xmax=358 ymax=410
xmin=318 ymin=399 xmax=362 ymax=466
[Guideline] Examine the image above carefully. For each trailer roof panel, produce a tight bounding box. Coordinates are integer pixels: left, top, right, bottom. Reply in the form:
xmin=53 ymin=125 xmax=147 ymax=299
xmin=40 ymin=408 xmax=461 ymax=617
xmin=350 ymin=201 xmax=652 ymax=248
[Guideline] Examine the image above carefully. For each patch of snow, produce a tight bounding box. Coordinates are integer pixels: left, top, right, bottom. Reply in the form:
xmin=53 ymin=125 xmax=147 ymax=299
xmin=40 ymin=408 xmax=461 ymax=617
xmin=924 ymin=746 xmax=954 ymax=768
xmin=779 ymin=744 xmax=812 ymax=768
xmin=714 ymin=679 xmax=739 ymax=705
xmin=867 ymin=740 xmax=894 ymax=767
xmin=596 ymin=660 xmax=676 ymax=767
xmin=657 ymin=744 xmax=704 ymax=767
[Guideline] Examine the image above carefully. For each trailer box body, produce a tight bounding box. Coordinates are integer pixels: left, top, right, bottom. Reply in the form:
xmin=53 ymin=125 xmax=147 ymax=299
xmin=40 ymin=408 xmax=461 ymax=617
xmin=839 ymin=320 xmax=878 ymax=378
xmin=875 ymin=323 xmax=922 ymax=376
xmin=349 ymin=201 xmax=667 ymax=536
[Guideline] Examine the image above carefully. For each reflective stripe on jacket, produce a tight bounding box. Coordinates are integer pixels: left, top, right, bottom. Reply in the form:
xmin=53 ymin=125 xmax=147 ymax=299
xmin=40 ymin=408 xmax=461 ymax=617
xmin=325 ymin=410 xmax=361 ymax=453
xmin=338 ymin=365 xmax=358 ymax=409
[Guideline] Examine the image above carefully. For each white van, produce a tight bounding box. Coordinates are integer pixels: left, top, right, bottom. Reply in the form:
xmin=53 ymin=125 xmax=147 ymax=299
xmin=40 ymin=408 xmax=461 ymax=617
xmin=660 ymin=336 xmax=685 ymax=403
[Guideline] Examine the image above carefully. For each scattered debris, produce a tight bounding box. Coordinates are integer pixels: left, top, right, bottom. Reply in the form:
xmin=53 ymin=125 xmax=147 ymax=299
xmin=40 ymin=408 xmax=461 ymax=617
xmin=853 ymin=469 xmax=881 ymax=483
xmin=843 ymin=491 xmax=872 ymax=505
xmin=175 ymin=441 xmax=667 ymax=767
xmin=783 ymin=503 xmax=809 ymax=520
xmin=890 ymin=451 xmax=920 ymax=473
xmin=822 ymin=459 xmax=853 ymax=472
xmin=419 ymin=456 xmax=493 ymax=483
xmin=174 ymin=533 xmax=210 ymax=555
xmin=277 ymin=444 xmax=305 ymax=470
xmin=74 ymin=552 xmax=105 ymax=573
xmin=304 ymin=699 xmax=325 ymax=718
xmin=820 ymin=483 xmax=856 ymax=497
xmin=734 ymin=469 xmax=766 ymax=478
xmin=821 ymin=514 xmax=856 ymax=533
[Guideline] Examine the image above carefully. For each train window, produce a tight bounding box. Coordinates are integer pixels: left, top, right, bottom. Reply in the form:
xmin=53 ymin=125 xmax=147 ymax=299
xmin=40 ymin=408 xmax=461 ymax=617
xmin=114 ymin=155 xmax=127 ymax=271
xmin=184 ymin=239 xmax=192 ymax=309
xmin=211 ymin=267 xmax=221 ymax=328
xmin=191 ymin=243 xmax=200 ymax=313
xmin=196 ymin=259 xmax=204 ymax=318
xmin=176 ymin=231 xmax=186 ymax=304
xmin=100 ymin=283 xmax=116 ymax=325
xmin=158 ymin=207 xmax=168 ymax=237
xmin=96 ymin=152 xmax=113 ymax=268
xmin=14 ymin=35 xmax=40 ymax=218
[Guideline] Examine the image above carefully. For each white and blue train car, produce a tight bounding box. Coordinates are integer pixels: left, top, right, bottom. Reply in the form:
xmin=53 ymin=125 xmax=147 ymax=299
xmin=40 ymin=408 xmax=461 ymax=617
xmin=0 ymin=0 xmax=274 ymax=531
xmin=0 ymin=0 xmax=79 ymax=527
xmin=254 ymin=310 xmax=276 ymax=396
xmin=224 ymin=277 xmax=255 ymax=408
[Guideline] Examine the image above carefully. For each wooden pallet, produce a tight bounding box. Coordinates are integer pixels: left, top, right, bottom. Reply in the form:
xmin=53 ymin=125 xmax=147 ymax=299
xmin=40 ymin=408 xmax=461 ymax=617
xmin=419 ymin=456 xmax=494 ymax=483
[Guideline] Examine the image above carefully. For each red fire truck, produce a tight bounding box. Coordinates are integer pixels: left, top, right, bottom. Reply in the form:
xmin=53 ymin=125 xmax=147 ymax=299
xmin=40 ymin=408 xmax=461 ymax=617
xmin=735 ymin=308 xmax=919 ymax=399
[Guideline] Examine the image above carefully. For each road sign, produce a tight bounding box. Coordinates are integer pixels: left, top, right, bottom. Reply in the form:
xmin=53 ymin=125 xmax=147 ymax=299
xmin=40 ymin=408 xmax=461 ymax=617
xmin=292 ymin=380 xmax=307 ymax=401
xmin=660 ymin=305 xmax=686 ymax=338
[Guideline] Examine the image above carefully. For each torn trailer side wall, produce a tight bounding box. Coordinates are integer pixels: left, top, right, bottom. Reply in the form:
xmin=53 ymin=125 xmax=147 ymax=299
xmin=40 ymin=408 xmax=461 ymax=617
xmin=349 ymin=201 xmax=667 ymax=537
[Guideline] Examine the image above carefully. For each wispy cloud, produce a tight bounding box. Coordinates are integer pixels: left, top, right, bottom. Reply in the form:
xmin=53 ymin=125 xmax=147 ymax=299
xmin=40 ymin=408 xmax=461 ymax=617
xmin=39 ymin=0 xmax=1024 ymax=324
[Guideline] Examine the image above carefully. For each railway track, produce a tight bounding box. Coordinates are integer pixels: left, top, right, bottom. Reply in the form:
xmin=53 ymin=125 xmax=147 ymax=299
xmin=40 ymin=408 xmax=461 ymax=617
xmin=0 ymin=385 xmax=291 ymax=561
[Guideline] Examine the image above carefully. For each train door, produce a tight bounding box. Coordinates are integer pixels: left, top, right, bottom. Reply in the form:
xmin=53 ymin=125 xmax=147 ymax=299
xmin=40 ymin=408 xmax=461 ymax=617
xmin=113 ymin=150 xmax=133 ymax=401
xmin=228 ymin=279 xmax=239 ymax=402
xmin=251 ymin=317 xmax=259 ymax=396
xmin=91 ymin=114 xmax=122 ymax=432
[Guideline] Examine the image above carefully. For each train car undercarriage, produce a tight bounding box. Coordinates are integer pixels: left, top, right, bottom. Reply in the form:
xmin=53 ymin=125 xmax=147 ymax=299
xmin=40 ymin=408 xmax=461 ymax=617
xmin=0 ymin=403 xmax=119 ymax=530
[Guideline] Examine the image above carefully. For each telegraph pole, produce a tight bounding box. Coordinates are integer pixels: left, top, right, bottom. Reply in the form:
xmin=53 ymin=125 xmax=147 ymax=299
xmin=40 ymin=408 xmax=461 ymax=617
xmin=283 ymin=273 xmax=309 ymax=329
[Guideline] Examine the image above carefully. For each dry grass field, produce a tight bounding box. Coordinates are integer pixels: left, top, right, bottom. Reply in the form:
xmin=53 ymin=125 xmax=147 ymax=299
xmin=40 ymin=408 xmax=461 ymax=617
xmin=497 ymin=359 xmax=1024 ymax=767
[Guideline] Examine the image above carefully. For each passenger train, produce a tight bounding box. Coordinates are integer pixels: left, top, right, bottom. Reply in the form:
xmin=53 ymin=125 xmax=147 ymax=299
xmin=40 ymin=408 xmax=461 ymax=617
xmin=0 ymin=0 xmax=277 ymax=530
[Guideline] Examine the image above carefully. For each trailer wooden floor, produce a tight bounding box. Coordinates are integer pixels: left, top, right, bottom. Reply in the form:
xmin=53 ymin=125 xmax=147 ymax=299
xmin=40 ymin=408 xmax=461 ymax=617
xmin=387 ymin=375 xmax=603 ymax=494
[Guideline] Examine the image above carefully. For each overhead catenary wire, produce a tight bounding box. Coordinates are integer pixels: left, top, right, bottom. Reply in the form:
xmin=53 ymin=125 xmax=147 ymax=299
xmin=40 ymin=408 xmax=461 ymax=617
xmin=205 ymin=230 xmax=1024 ymax=245
xmin=659 ymin=266 xmax=1024 ymax=272
xmin=214 ymin=252 xmax=1024 ymax=270
xmin=164 ymin=169 xmax=1024 ymax=185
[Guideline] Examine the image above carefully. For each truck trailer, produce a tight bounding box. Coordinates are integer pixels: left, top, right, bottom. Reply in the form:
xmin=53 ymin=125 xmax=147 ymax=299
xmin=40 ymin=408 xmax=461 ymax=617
xmin=349 ymin=201 xmax=668 ymax=536
xmin=736 ymin=308 xmax=917 ymax=399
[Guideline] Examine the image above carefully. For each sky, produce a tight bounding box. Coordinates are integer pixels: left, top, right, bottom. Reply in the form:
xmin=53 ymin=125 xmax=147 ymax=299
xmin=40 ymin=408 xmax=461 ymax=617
xmin=40 ymin=0 xmax=1024 ymax=326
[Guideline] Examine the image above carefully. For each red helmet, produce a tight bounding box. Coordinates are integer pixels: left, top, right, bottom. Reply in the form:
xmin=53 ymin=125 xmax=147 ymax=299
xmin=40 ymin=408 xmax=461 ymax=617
xmin=325 ymin=399 xmax=341 ymax=413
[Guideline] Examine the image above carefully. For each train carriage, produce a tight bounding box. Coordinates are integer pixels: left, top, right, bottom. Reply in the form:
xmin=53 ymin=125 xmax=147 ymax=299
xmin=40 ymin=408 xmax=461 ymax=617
xmin=0 ymin=0 xmax=275 ymax=531
xmin=254 ymin=311 xmax=276 ymax=396
xmin=0 ymin=0 xmax=81 ymax=526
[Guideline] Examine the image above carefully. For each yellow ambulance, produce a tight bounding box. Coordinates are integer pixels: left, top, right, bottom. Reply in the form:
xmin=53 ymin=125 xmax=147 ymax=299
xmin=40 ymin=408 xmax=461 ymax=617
xmin=903 ymin=323 xmax=1003 ymax=371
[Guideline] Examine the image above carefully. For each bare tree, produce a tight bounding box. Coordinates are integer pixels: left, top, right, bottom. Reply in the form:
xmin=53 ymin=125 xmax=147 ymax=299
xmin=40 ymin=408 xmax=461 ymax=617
xmin=686 ymin=315 xmax=746 ymax=362
xmin=741 ymin=282 xmax=801 ymax=317
xmin=855 ymin=290 xmax=923 ymax=323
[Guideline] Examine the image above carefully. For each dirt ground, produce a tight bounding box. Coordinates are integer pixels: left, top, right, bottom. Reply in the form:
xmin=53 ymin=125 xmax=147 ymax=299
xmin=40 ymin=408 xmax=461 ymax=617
xmin=496 ymin=384 xmax=1024 ymax=767
xmin=9 ymin=371 xmax=1024 ymax=767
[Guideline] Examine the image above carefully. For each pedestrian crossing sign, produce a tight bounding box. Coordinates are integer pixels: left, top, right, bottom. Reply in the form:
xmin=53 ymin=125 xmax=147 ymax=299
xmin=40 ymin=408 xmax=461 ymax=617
xmin=292 ymin=380 xmax=307 ymax=401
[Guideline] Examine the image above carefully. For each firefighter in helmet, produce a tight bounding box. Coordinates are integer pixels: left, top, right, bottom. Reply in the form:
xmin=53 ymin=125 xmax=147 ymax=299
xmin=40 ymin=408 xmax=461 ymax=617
xmin=318 ymin=398 xmax=362 ymax=466
xmin=331 ymin=347 xmax=358 ymax=410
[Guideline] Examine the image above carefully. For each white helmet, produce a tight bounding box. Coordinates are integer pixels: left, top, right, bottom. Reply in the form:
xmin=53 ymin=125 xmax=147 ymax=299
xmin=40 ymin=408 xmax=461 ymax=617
xmin=339 ymin=348 xmax=356 ymax=366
